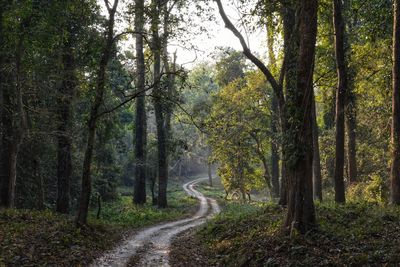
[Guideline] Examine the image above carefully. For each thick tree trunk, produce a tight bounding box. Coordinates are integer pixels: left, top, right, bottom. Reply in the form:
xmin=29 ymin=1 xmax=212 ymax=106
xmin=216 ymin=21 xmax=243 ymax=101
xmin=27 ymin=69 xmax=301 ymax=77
xmin=333 ymin=0 xmax=347 ymax=203
xmin=284 ymin=0 xmax=317 ymax=234
xmin=312 ymin=92 xmax=322 ymax=201
xmin=56 ymin=37 xmax=75 ymax=214
xmin=133 ymin=0 xmax=147 ymax=205
xmin=391 ymin=0 xmax=400 ymax=204
xmin=278 ymin=4 xmax=296 ymax=206
xmin=151 ymin=0 xmax=168 ymax=208
xmin=76 ymin=0 xmax=118 ymax=226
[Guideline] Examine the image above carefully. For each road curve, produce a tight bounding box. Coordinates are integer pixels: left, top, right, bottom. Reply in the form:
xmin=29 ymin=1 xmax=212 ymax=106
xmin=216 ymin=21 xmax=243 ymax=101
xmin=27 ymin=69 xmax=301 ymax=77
xmin=91 ymin=177 xmax=220 ymax=267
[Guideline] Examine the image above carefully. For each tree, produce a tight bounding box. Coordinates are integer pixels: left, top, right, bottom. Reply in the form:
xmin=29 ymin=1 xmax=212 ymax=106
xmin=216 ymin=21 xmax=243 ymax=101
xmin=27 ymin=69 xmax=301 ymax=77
xmin=76 ymin=0 xmax=119 ymax=226
xmin=312 ymin=93 xmax=323 ymax=201
xmin=391 ymin=0 xmax=400 ymax=204
xmin=266 ymin=15 xmax=280 ymax=198
xmin=150 ymin=0 xmax=169 ymax=208
xmin=133 ymin=0 xmax=147 ymax=205
xmin=56 ymin=1 xmax=82 ymax=214
xmin=215 ymin=0 xmax=318 ymax=233
xmin=333 ymin=0 xmax=347 ymax=203
xmin=0 ymin=2 xmax=29 ymax=208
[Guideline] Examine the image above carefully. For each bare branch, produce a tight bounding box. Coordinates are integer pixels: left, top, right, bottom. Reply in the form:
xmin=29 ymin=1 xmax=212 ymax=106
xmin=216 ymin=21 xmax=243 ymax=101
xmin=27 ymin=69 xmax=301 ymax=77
xmin=214 ymin=0 xmax=285 ymax=108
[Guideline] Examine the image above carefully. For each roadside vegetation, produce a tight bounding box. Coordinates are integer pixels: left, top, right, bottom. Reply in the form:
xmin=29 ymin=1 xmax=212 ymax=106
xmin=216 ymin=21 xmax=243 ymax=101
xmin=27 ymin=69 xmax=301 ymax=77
xmin=0 ymin=178 xmax=196 ymax=266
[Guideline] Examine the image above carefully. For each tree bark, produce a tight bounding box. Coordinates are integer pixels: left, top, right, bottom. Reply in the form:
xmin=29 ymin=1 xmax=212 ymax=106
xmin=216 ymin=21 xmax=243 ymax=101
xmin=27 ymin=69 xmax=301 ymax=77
xmin=278 ymin=4 xmax=296 ymax=206
xmin=333 ymin=0 xmax=347 ymax=203
xmin=151 ymin=0 xmax=168 ymax=208
xmin=56 ymin=34 xmax=75 ymax=214
xmin=133 ymin=0 xmax=147 ymax=205
xmin=283 ymin=0 xmax=318 ymax=234
xmin=76 ymin=0 xmax=118 ymax=226
xmin=391 ymin=0 xmax=400 ymax=204
xmin=312 ymin=90 xmax=322 ymax=201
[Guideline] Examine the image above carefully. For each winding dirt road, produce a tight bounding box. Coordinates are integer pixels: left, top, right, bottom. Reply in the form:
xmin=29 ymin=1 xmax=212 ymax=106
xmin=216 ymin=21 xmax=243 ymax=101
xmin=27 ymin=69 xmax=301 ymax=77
xmin=91 ymin=177 xmax=220 ymax=267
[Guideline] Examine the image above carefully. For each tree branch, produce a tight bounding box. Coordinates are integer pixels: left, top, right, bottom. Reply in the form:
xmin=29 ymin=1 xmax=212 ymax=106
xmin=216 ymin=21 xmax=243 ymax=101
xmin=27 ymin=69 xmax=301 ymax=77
xmin=214 ymin=0 xmax=285 ymax=108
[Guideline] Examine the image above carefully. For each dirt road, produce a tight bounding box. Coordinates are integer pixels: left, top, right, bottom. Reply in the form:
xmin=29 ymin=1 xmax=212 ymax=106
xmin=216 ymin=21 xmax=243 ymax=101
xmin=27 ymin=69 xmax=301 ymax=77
xmin=91 ymin=177 xmax=220 ymax=267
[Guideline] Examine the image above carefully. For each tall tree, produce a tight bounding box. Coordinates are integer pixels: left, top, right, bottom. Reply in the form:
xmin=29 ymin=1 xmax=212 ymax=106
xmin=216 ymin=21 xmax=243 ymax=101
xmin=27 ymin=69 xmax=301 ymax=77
xmin=133 ymin=0 xmax=147 ymax=205
xmin=391 ymin=0 xmax=400 ymax=204
xmin=151 ymin=0 xmax=168 ymax=208
xmin=266 ymin=15 xmax=280 ymax=198
xmin=283 ymin=0 xmax=318 ymax=233
xmin=215 ymin=0 xmax=317 ymax=233
xmin=333 ymin=0 xmax=347 ymax=203
xmin=56 ymin=12 xmax=77 ymax=213
xmin=279 ymin=3 xmax=296 ymax=206
xmin=76 ymin=0 xmax=118 ymax=226
xmin=0 ymin=7 xmax=29 ymax=208
xmin=312 ymin=90 xmax=323 ymax=201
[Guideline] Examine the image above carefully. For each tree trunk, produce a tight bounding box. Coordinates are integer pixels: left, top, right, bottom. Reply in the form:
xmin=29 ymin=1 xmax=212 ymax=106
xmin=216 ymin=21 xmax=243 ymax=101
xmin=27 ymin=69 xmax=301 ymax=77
xmin=391 ymin=0 xmax=400 ymax=204
xmin=76 ymin=0 xmax=118 ymax=226
xmin=279 ymin=162 xmax=287 ymax=205
xmin=345 ymin=0 xmax=357 ymax=184
xmin=284 ymin=0 xmax=318 ymax=234
xmin=267 ymin=16 xmax=280 ymax=198
xmin=152 ymin=0 xmax=168 ymax=208
xmin=33 ymin=157 xmax=45 ymax=210
xmin=312 ymin=91 xmax=323 ymax=201
xmin=278 ymin=4 xmax=297 ymax=206
xmin=133 ymin=0 xmax=147 ymax=205
xmin=215 ymin=0 xmax=317 ymax=234
xmin=333 ymin=0 xmax=347 ymax=203
xmin=0 ymin=20 xmax=27 ymax=209
xmin=346 ymin=95 xmax=357 ymax=183
xmin=56 ymin=36 xmax=75 ymax=214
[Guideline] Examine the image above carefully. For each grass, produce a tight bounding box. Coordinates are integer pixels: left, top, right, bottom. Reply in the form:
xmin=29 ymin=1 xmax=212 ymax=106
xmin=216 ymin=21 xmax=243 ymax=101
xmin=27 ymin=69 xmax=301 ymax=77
xmin=91 ymin=185 xmax=197 ymax=227
xmin=195 ymin=201 xmax=400 ymax=266
xmin=0 ymin=177 xmax=198 ymax=266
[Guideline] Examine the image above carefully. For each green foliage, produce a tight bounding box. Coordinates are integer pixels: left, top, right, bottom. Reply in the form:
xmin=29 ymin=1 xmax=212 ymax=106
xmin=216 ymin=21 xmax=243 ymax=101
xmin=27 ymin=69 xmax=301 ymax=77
xmin=347 ymin=175 xmax=389 ymax=204
xmin=214 ymin=48 xmax=247 ymax=87
xmin=207 ymin=68 xmax=271 ymax=195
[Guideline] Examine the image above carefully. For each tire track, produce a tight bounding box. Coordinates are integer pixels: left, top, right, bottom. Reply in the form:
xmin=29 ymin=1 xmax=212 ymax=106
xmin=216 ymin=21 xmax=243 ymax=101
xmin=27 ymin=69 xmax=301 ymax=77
xmin=91 ymin=177 xmax=220 ymax=267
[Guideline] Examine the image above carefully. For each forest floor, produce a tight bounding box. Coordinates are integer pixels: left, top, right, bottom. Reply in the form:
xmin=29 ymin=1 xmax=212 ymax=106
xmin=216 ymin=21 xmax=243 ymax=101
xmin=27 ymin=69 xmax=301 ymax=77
xmin=0 ymin=176 xmax=197 ymax=267
xmin=171 ymin=195 xmax=400 ymax=266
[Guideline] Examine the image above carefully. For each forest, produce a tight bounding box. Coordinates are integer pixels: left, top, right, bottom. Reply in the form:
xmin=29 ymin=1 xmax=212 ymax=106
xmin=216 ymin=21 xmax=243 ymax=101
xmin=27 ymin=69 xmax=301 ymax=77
xmin=1 ymin=0 xmax=400 ymax=266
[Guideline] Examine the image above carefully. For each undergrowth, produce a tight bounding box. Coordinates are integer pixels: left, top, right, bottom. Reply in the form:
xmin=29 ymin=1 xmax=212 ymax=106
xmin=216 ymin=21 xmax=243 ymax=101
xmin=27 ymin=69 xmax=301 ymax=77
xmin=0 ymin=177 xmax=197 ymax=266
xmin=198 ymin=201 xmax=400 ymax=266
